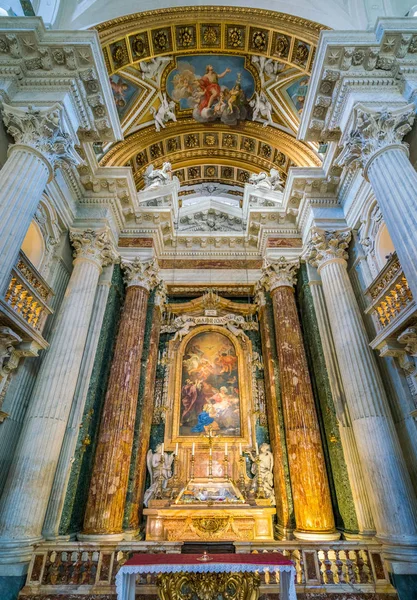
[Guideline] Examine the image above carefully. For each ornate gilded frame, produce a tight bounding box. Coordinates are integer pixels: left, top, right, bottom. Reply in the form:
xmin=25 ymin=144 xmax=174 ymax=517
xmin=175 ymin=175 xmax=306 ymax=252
xmin=164 ymin=324 xmax=255 ymax=450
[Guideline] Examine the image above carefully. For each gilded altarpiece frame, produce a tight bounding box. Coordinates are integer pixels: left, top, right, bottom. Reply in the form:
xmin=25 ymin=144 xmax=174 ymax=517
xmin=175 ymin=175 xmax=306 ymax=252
xmin=164 ymin=325 xmax=255 ymax=478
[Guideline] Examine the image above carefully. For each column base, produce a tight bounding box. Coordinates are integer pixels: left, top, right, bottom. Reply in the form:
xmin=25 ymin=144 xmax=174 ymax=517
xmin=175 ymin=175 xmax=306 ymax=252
xmin=274 ymin=523 xmax=294 ymax=540
xmin=0 ymin=536 xmax=43 ymax=572
xmin=293 ymin=529 xmax=341 ymax=541
xmin=77 ymin=532 xmax=125 ymax=542
xmin=343 ymin=530 xmax=376 ymax=541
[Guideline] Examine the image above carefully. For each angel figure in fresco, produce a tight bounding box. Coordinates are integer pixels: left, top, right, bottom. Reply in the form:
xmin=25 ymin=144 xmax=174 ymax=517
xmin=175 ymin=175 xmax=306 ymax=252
xmin=143 ymin=444 xmax=174 ymax=506
xmin=169 ymin=60 xmax=251 ymax=125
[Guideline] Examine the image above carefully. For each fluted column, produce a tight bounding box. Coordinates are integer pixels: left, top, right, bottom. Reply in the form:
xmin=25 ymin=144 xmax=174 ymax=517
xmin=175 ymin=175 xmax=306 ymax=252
xmin=255 ymin=286 xmax=292 ymax=538
xmin=306 ymin=229 xmax=417 ymax=554
xmin=336 ymin=103 xmax=417 ymax=301
xmin=42 ymin=266 xmax=114 ymax=540
xmin=0 ymin=229 xmax=118 ymax=568
xmin=82 ymin=258 xmax=160 ymax=540
xmin=0 ymin=104 xmax=80 ymax=295
xmin=308 ymin=277 xmax=375 ymax=537
xmin=125 ymin=282 xmax=166 ymax=532
xmin=262 ymin=258 xmax=337 ymax=540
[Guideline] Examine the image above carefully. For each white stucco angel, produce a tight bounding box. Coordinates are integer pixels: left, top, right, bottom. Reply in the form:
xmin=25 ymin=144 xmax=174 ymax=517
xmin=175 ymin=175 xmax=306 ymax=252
xmin=248 ymin=443 xmax=276 ymax=505
xmin=150 ymin=93 xmax=177 ymax=132
xmin=173 ymin=315 xmax=195 ymax=341
xmin=250 ymin=91 xmax=273 ymax=127
xmin=143 ymin=443 xmax=174 ymax=507
xmin=144 ymin=162 xmax=172 ymax=189
xmin=139 ymin=56 xmax=172 ymax=82
xmin=249 ymin=168 xmax=284 ymax=191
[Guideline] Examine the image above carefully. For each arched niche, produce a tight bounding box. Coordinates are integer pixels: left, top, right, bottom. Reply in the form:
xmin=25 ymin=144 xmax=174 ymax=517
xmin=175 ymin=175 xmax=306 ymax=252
xmin=375 ymin=223 xmax=395 ymax=270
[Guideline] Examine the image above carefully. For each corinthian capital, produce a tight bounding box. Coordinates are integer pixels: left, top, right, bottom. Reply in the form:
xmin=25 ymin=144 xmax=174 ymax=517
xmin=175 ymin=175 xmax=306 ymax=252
xmin=2 ymin=103 xmax=83 ymax=175
xmin=70 ymin=229 xmax=119 ymax=269
xmin=335 ymin=103 xmax=415 ymax=174
xmin=122 ymin=258 xmax=160 ymax=291
xmin=262 ymin=257 xmax=299 ymax=291
xmin=305 ymin=228 xmax=351 ymax=271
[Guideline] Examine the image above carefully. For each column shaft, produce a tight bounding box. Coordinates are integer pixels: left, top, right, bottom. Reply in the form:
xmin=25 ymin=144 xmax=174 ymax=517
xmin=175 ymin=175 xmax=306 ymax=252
xmin=308 ymin=280 xmax=375 ymax=536
xmin=319 ymin=258 xmax=417 ymax=542
xmin=0 ymin=255 xmax=104 ymax=563
xmin=82 ymin=285 xmax=150 ymax=536
xmin=42 ymin=268 xmax=113 ymax=539
xmin=257 ymin=301 xmax=292 ymax=536
xmin=126 ymin=302 xmax=162 ymax=531
xmin=367 ymin=147 xmax=417 ymax=300
xmin=0 ymin=148 xmax=50 ymax=295
xmin=271 ymin=285 xmax=336 ymax=538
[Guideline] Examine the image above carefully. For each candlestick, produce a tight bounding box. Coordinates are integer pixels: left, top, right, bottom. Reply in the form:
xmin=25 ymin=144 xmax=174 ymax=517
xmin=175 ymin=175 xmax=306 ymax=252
xmin=255 ymin=441 xmax=259 ymax=455
xmin=192 ymin=442 xmax=195 ymax=456
xmin=209 ymin=446 xmax=212 ymax=457
xmin=239 ymin=443 xmax=242 ymax=456
xmin=161 ymin=442 xmax=164 ymax=456
xmin=175 ymin=442 xmax=178 ymax=455
xmin=225 ymin=443 xmax=228 ymax=456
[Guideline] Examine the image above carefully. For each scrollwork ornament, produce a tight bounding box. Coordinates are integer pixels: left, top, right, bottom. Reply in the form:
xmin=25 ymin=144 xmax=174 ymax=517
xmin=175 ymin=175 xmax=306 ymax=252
xmin=262 ymin=257 xmax=299 ymax=291
xmin=335 ymin=103 xmax=415 ymax=176
xmin=2 ymin=103 xmax=83 ymax=176
xmin=122 ymin=257 xmax=160 ymax=290
xmin=70 ymin=228 xmax=119 ymax=269
xmin=305 ymin=227 xmax=351 ymax=271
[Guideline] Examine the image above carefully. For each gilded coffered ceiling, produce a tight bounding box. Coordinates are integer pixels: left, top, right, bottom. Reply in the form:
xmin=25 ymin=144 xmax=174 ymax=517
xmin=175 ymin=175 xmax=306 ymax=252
xmin=96 ymin=6 xmax=324 ymax=190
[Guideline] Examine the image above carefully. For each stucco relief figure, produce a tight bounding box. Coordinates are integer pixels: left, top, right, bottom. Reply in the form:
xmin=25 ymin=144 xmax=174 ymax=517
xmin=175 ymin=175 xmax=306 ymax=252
xmin=144 ymin=162 xmax=172 ymax=189
xmin=249 ymin=168 xmax=284 ymax=191
xmin=143 ymin=444 xmax=174 ymax=506
xmin=250 ymin=91 xmax=273 ymax=127
xmin=150 ymin=93 xmax=177 ymax=132
xmin=248 ymin=443 xmax=276 ymax=504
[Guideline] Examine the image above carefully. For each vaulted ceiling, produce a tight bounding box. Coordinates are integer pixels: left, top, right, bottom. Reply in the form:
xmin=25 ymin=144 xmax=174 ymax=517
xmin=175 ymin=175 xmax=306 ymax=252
xmin=95 ymin=6 xmax=322 ymax=196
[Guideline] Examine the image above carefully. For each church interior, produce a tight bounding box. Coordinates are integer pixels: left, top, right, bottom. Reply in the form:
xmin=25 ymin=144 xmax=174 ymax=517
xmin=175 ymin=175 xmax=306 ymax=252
xmin=0 ymin=0 xmax=417 ymax=599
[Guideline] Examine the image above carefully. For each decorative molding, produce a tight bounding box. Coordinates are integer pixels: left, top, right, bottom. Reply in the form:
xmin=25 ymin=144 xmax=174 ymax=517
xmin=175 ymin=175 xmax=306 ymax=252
xmin=305 ymin=228 xmax=351 ymax=271
xmin=121 ymin=257 xmax=160 ymax=290
xmin=261 ymin=256 xmax=299 ymax=290
xmin=70 ymin=228 xmax=119 ymax=268
xmin=398 ymin=327 xmax=417 ymax=357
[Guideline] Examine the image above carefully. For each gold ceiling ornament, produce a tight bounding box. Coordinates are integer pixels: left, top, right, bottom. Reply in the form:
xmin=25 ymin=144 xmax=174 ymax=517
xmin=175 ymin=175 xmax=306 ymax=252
xmin=100 ymin=119 xmax=321 ymax=169
xmin=96 ymin=6 xmax=327 ymax=50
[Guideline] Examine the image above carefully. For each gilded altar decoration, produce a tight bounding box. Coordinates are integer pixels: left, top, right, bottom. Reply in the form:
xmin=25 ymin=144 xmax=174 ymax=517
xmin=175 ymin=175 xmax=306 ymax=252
xmin=178 ymin=330 xmax=241 ymax=437
xmin=157 ymin=571 xmax=261 ymax=600
xmin=166 ymin=55 xmax=255 ymax=126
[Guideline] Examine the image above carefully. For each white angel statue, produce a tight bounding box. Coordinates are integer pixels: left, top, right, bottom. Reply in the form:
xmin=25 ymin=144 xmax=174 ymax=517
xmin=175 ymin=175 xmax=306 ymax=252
xmin=249 ymin=168 xmax=283 ymax=191
xmin=144 ymin=162 xmax=172 ymax=189
xmin=248 ymin=443 xmax=276 ymax=505
xmin=143 ymin=443 xmax=174 ymax=507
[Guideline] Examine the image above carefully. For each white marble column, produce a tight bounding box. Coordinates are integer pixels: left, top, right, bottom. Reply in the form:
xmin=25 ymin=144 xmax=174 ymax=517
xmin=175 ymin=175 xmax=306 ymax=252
xmin=0 ymin=103 xmax=80 ymax=296
xmin=42 ymin=265 xmax=114 ymax=540
xmin=336 ymin=103 xmax=417 ymax=301
xmin=306 ymin=228 xmax=417 ymax=554
xmin=307 ymin=274 xmax=375 ymax=537
xmin=0 ymin=229 xmax=118 ymax=571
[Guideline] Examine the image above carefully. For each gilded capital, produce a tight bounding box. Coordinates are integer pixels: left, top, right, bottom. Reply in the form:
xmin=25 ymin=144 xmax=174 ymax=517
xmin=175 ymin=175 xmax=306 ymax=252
xmin=262 ymin=257 xmax=299 ymax=291
xmin=122 ymin=258 xmax=160 ymax=291
xmin=2 ymin=103 xmax=83 ymax=177
xmin=306 ymin=228 xmax=351 ymax=271
xmin=70 ymin=228 xmax=119 ymax=269
xmin=335 ymin=103 xmax=415 ymax=175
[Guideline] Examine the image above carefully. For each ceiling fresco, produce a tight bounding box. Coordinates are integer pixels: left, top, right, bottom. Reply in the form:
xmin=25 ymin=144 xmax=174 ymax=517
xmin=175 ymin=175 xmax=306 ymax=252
xmin=96 ymin=7 xmax=324 ymax=190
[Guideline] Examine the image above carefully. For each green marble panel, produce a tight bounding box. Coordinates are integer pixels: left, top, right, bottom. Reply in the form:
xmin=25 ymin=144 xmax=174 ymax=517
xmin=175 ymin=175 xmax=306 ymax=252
xmin=296 ymin=264 xmax=358 ymax=533
xmin=59 ymin=265 xmax=125 ymax=536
